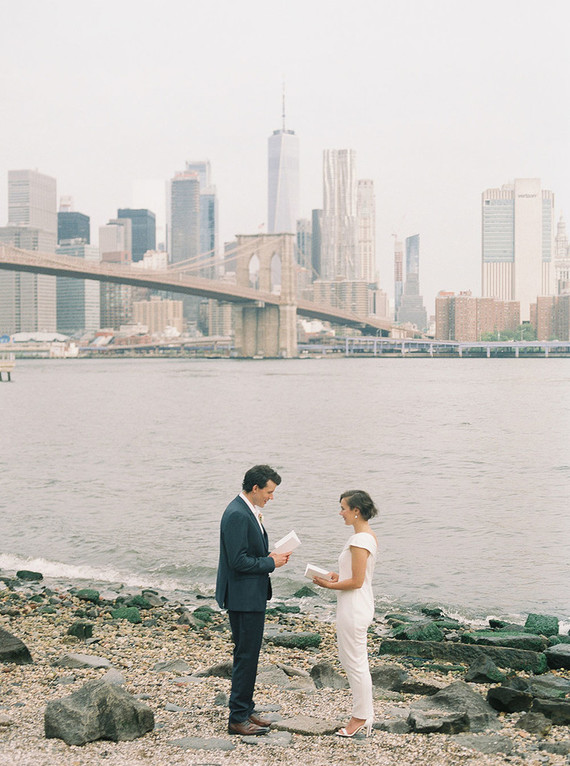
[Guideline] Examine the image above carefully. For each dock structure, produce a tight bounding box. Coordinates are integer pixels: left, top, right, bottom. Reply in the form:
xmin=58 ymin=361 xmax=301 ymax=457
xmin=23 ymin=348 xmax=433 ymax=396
xmin=0 ymin=353 xmax=15 ymax=381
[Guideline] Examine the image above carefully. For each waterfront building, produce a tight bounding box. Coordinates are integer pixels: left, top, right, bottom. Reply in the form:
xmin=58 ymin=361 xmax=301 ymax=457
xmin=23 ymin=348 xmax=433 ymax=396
xmin=58 ymin=197 xmax=90 ymax=244
xmin=56 ymin=242 xmax=100 ymax=334
xmin=0 ymin=169 xmax=57 ymax=333
xmin=322 ymin=149 xmax=358 ymax=280
xmin=482 ymin=178 xmax=554 ymax=321
xmin=435 ymin=291 xmax=520 ymax=341
xmin=132 ymin=296 xmax=183 ymax=335
xmin=357 ymin=179 xmax=376 ymax=283
xmin=117 ymin=209 xmax=156 ymax=262
xmin=531 ymin=294 xmax=570 ymax=341
xmin=267 ymin=102 xmax=299 ymax=234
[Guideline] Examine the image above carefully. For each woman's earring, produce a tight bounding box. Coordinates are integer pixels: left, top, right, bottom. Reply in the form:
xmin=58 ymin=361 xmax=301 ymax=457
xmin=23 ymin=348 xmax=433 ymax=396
xmin=354 ymin=514 xmax=358 ymax=519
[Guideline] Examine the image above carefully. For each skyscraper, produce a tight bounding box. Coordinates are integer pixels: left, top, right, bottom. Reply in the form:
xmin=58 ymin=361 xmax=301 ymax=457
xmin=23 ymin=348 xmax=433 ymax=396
xmin=267 ymin=97 xmax=299 ymax=234
xmin=322 ymin=149 xmax=358 ymax=280
xmin=56 ymin=243 xmax=100 ymax=334
xmin=357 ymin=179 xmax=376 ymax=283
xmin=554 ymin=215 xmax=569 ymax=294
xmin=311 ymin=209 xmax=323 ymax=279
xmin=397 ymin=234 xmax=427 ymax=330
xmin=117 ymin=209 xmax=156 ymax=262
xmin=482 ymin=178 xmax=554 ymax=321
xmin=169 ymin=171 xmax=200 ymax=265
xmin=186 ymin=160 xmax=218 ymax=276
xmin=0 ymin=169 xmax=57 ymax=333
xmin=393 ymin=237 xmax=404 ymax=318
xmin=58 ymin=196 xmax=90 ymax=244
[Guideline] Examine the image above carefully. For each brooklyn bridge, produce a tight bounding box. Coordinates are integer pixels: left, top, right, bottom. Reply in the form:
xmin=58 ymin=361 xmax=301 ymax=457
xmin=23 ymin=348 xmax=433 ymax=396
xmin=0 ymin=233 xmax=401 ymax=357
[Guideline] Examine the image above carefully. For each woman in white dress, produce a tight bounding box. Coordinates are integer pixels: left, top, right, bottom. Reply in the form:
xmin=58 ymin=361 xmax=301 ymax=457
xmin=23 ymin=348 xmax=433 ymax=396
xmin=313 ymin=490 xmax=378 ymax=737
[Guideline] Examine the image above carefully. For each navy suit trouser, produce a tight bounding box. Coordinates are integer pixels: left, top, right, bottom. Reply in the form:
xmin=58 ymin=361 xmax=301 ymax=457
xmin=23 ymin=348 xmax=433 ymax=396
xmin=228 ymin=610 xmax=265 ymax=724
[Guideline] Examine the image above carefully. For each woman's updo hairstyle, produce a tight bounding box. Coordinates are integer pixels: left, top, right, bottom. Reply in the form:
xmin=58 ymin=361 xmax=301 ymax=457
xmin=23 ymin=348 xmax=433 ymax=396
xmin=340 ymin=490 xmax=378 ymax=521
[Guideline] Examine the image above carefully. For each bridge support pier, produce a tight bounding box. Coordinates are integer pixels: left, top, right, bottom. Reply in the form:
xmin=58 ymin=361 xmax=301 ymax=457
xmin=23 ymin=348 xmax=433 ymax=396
xmin=233 ymin=234 xmax=298 ymax=358
xmin=234 ymin=302 xmax=297 ymax=358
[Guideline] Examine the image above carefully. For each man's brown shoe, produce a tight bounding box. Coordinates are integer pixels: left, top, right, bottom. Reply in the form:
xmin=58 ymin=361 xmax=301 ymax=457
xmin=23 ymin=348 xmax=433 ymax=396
xmin=228 ymin=720 xmax=269 ymax=736
xmin=249 ymin=713 xmax=273 ymax=727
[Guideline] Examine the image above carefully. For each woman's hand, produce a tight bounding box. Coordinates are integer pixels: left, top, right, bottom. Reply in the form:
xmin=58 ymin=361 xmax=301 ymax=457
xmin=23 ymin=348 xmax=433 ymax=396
xmin=312 ymin=572 xmax=338 ymax=589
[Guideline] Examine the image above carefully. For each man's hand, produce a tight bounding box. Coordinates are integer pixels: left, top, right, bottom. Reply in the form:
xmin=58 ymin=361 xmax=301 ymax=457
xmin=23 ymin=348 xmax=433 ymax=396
xmin=270 ymin=550 xmax=291 ymax=568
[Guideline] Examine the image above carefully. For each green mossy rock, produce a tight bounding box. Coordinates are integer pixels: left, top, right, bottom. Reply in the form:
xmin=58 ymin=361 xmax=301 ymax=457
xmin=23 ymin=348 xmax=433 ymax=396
xmin=266 ymin=631 xmax=322 ymax=649
xmin=76 ymin=589 xmax=100 ymax=604
xmin=461 ymin=631 xmax=548 ymax=652
xmin=524 ymin=614 xmax=559 ymax=637
xmin=393 ymin=621 xmax=445 ymax=642
xmin=111 ymin=607 xmax=142 ymax=624
xmin=293 ymin=586 xmax=315 ymax=598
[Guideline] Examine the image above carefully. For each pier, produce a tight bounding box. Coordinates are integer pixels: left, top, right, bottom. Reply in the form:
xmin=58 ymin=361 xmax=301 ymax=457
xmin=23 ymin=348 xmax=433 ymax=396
xmin=0 ymin=352 xmax=15 ymax=381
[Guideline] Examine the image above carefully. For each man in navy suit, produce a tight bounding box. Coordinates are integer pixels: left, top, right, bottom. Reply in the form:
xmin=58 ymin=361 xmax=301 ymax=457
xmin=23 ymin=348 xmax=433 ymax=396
xmin=216 ymin=465 xmax=291 ymax=735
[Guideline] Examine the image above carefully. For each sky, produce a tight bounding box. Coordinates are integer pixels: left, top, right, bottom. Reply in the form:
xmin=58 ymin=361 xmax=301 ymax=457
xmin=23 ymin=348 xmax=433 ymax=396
xmin=1 ymin=0 xmax=568 ymax=313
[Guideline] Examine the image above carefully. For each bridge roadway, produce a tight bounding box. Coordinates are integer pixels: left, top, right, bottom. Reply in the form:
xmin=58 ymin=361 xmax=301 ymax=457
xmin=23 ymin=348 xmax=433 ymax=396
xmin=0 ymin=244 xmax=394 ymax=336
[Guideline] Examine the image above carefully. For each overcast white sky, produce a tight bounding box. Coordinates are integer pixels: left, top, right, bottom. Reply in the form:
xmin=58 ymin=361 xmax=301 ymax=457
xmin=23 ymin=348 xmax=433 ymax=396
xmin=1 ymin=0 xmax=568 ymax=312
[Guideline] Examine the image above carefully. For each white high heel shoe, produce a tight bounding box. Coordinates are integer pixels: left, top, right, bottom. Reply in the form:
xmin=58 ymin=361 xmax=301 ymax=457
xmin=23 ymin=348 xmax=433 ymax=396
xmin=335 ymin=717 xmax=373 ymax=738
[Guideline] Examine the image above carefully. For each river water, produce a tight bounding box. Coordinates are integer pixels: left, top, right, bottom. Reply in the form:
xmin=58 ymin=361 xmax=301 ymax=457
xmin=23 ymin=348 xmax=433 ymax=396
xmin=1 ymin=357 xmax=568 ymax=627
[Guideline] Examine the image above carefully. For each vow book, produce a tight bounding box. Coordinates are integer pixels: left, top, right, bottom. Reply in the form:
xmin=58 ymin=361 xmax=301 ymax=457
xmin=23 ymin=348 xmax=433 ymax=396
xmin=273 ymin=530 xmax=301 ymax=554
xmin=304 ymin=563 xmax=334 ymax=581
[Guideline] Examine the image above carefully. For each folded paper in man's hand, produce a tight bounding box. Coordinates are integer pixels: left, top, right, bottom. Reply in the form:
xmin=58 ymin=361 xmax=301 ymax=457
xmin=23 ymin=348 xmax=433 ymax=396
xmin=273 ymin=530 xmax=301 ymax=554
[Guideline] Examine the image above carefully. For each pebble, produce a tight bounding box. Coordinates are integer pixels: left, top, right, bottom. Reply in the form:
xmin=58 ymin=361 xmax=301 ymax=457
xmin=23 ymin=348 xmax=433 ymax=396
xmin=0 ymin=586 xmax=569 ymax=766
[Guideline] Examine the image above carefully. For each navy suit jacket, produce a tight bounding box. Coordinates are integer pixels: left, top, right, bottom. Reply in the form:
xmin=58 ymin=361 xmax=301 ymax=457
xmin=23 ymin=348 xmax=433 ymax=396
xmin=215 ymin=495 xmax=275 ymax=612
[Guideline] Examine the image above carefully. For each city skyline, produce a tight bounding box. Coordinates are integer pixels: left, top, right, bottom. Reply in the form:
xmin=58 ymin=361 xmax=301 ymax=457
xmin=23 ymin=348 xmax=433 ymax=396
xmin=1 ymin=0 xmax=568 ymax=314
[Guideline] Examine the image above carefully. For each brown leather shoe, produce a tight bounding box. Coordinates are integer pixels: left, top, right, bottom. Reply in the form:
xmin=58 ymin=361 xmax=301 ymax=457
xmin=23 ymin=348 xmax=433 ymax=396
xmin=228 ymin=720 xmax=269 ymax=736
xmin=249 ymin=713 xmax=273 ymax=727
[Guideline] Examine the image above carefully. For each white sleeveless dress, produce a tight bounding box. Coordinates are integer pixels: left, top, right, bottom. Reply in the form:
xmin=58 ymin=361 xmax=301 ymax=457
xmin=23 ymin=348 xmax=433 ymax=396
xmin=336 ymin=531 xmax=377 ymax=720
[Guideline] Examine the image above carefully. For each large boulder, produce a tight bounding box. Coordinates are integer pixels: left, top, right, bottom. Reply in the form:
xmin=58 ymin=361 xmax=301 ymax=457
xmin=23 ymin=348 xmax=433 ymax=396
xmin=16 ymin=570 xmax=43 ymax=581
xmin=0 ymin=627 xmax=33 ymax=664
xmin=464 ymin=656 xmax=505 ymax=684
xmin=524 ymin=613 xmax=559 ymax=637
xmin=461 ymin=631 xmax=548 ymax=652
xmin=310 ymin=662 xmax=348 ymax=689
xmin=378 ymin=638 xmax=548 ymax=673
xmin=531 ymin=698 xmax=570 ymax=726
xmin=265 ymin=631 xmax=321 ymax=649
xmin=545 ymin=644 xmax=570 ymax=669
xmin=409 ymin=681 xmax=498 ymax=734
xmin=370 ymin=664 xmax=408 ymax=691
xmin=487 ymin=685 xmax=533 ymax=713
xmin=393 ymin=621 xmax=444 ymax=642
xmin=44 ymin=679 xmax=154 ymax=746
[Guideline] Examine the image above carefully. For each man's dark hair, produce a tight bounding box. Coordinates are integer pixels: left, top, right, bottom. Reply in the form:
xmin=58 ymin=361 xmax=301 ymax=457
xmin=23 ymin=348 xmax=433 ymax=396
xmin=243 ymin=465 xmax=282 ymax=493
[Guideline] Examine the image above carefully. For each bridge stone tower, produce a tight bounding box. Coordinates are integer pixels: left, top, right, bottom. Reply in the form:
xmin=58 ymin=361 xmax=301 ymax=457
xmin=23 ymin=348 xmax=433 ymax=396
xmin=233 ymin=233 xmax=297 ymax=358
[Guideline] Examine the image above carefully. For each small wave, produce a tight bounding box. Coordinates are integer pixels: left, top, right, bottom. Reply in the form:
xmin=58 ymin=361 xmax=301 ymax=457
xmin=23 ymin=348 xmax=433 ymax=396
xmin=0 ymin=553 xmax=189 ymax=594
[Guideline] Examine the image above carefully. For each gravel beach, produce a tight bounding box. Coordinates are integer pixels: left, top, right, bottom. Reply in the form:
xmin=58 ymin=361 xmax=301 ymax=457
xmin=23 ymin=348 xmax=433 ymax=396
xmin=1 ymin=582 xmax=569 ymax=766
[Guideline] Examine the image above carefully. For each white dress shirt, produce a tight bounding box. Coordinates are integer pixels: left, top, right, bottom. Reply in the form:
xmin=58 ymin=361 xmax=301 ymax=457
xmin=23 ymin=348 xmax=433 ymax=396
xmin=239 ymin=491 xmax=264 ymax=532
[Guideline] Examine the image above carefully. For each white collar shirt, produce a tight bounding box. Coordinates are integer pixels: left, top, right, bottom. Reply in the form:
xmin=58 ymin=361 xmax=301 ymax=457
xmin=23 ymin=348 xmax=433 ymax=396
xmin=239 ymin=492 xmax=265 ymax=532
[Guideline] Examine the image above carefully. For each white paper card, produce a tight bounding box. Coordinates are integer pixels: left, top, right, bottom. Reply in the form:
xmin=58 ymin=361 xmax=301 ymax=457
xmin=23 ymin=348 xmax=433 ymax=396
xmin=273 ymin=530 xmax=301 ymax=554
xmin=304 ymin=563 xmax=334 ymax=581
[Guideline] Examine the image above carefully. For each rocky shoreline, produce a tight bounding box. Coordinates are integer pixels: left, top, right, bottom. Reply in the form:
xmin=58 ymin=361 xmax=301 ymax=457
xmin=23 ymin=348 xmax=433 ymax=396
xmin=1 ymin=570 xmax=569 ymax=766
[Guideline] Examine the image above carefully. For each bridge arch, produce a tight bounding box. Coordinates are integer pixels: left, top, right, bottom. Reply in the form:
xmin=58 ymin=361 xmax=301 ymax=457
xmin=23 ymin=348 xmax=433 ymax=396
xmin=270 ymin=252 xmax=281 ymax=295
xmin=248 ymin=254 xmax=260 ymax=290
